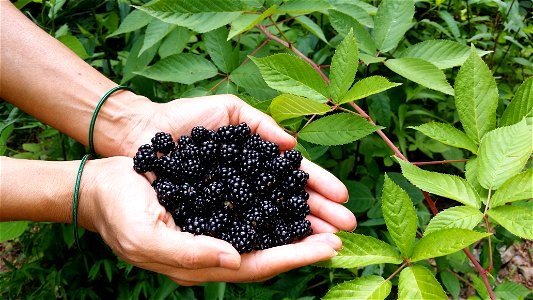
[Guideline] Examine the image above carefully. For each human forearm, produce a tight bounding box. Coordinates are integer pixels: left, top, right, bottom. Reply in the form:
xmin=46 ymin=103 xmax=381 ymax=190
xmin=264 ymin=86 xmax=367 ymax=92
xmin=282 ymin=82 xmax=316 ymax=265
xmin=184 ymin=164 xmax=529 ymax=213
xmin=0 ymin=2 xmax=152 ymax=157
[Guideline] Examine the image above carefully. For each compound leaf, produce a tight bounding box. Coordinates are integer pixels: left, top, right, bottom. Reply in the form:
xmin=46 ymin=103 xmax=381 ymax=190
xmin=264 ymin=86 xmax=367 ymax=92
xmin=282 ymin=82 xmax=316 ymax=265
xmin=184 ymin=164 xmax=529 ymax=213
xmin=373 ymin=0 xmax=414 ymax=53
xmin=299 ymin=113 xmax=381 ymax=146
xmin=411 ymin=229 xmax=490 ymax=262
xmin=424 ymin=206 xmax=484 ymax=235
xmin=203 ymin=27 xmax=236 ymax=73
xmin=455 ymin=47 xmax=498 ymax=143
xmin=140 ymin=18 xmax=176 ymax=56
xmin=107 ymin=9 xmax=152 ymax=38
xmin=316 ymin=231 xmax=402 ymax=268
xmin=382 ymin=174 xmax=417 ymax=258
xmin=227 ymin=6 xmax=276 ymax=40
xmin=491 ymin=169 xmax=533 ymax=208
xmin=340 ymin=76 xmax=401 ymax=104
xmin=328 ymin=10 xmax=376 ymax=55
xmin=385 ymin=58 xmax=454 ymax=95
xmin=487 ymin=206 xmax=533 ymax=239
xmin=396 ymin=158 xmax=480 ymax=208
xmin=409 ymin=122 xmax=478 ymax=154
xmin=329 ymin=30 xmax=358 ymax=103
xmin=136 ymin=53 xmax=217 ymax=84
xmin=269 ymin=94 xmax=330 ymax=123
xmin=500 ymin=76 xmax=533 ymax=126
xmin=294 ymin=15 xmax=329 ymax=44
xmin=323 ymin=276 xmax=392 ymax=300
xmin=477 ymin=119 xmax=532 ymax=190
xmin=398 ymin=266 xmax=447 ymax=300
xmin=252 ymin=54 xmax=329 ymax=102
xmin=276 ymin=0 xmax=332 ymax=14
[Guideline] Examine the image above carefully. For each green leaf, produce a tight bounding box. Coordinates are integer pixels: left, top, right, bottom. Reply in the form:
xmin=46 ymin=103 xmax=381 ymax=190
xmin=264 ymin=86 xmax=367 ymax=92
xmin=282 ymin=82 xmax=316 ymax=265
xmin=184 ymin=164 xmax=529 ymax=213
xmin=397 ymin=40 xmax=491 ymax=69
xmin=477 ymin=119 xmax=532 ymax=190
xmin=487 ymin=206 xmax=533 ymax=239
xmin=344 ymin=180 xmax=374 ymax=213
xmin=440 ymin=271 xmax=461 ymax=300
xmin=57 ymin=35 xmax=89 ymax=60
xmin=227 ymin=6 xmax=276 ymax=40
xmin=385 ymin=58 xmax=454 ymax=95
xmin=398 ymin=266 xmax=447 ymax=300
xmin=465 ymin=157 xmax=488 ymax=199
xmin=330 ymin=0 xmax=375 ymax=28
xmin=382 ymin=174 xmax=417 ymax=258
xmin=0 ymin=221 xmax=30 ymax=242
xmin=299 ymin=113 xmax=381 ymax=146
xmin=107 ymin=9 xmax=152 ymax=38
xmin=340 ymin=76 xmax=401 ymax=104
xmin=316 ymin=232 xmax=402 ymax=268
xmin=230 ymin=62 xmax=278 ymax=100
xmin=269 ymin=94 xmax=330 ymax=123
xmin=455 ymin=47 xmax=499 ymax=143
xmin=140 ymin=19 xmax=176 ymax=56
xmin=136 ymin=0 xmax=243 ymax=33
xmin=276 ymin=0 xmax=332 ymax=14
xmin=411 ymin=229 xmax=490 ymax=261
xmin=329 ymin=30 xmax=358 ymax=103
xmin=328 ymin=10 xmax=376 ymax=55
xmin=409 ymin=122 xmax=478 ymax=154
xmin=121 ymin=34 xmax=160 ymax=84
xmin=136 ymin=53 xmax=217 ymax=84
xmin=251 ymin=54 xmax=329 ymax=102
xmin=158 ymin=26 xmax=191 ymax=58
xmin=494 ymin=281 xmax=532 ymax=300
xmin=373 ymin=0 xmax=414 ymax=53
xmin=322 ymin=276 xmax=392 ymax=300
xmin=203 ymin=27 xmax=236 ymax=73
xmin=500 ymin=76 xmax=533 ymax=126
xmin=294 ymin=16 xmax=329 ymax=45
xmin=491 ymin=169 xmax=533 ymax=207
xmin=424 ymin=206 xmax=484 ymax=235
xmin=396 ymin=158 xmax=480 ymax=208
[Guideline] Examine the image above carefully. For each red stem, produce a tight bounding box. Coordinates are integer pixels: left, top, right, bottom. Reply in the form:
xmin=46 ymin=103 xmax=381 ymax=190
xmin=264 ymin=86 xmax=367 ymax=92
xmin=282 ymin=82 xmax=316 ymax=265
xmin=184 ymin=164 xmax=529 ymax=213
xmin=411 ymin=159 xmax=468 ymax=166
xmin=463 ymin=248 xmax=496 ymax=300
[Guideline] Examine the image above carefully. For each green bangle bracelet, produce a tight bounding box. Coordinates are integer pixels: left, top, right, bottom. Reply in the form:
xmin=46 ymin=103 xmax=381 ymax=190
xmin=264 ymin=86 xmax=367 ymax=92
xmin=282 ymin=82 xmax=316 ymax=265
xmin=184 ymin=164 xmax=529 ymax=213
xmin=88 ymin=85 xmax=134 ymax=157
xmin=73 ymin=154 xmax=92 ymax=250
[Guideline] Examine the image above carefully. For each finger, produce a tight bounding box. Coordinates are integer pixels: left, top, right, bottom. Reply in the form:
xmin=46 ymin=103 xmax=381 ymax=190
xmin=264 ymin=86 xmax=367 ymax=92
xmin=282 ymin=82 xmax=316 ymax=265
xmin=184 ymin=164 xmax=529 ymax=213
xmin=308 ymin=189 xmax=357 ymax=231
xmin=307 ymin=215 xmax=339 ymax=233
xmin=142 ymin=228 xmax=241 ymax=270
xmin=300 ymin=232 xmax=342 ymax=249
xmin=300 ymin=159 xmax=348 ymax=203
xmin=168 ymin=276 xmax=201 ymax=286
xmin=228 ymin=96 xmax=296 ymax=150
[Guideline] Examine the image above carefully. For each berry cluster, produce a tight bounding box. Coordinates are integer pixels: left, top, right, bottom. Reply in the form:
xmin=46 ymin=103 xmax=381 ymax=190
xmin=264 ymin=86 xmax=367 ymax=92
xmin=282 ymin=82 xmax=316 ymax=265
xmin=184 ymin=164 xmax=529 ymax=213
xmin=133 ymin=123 xmax=312 ymax=253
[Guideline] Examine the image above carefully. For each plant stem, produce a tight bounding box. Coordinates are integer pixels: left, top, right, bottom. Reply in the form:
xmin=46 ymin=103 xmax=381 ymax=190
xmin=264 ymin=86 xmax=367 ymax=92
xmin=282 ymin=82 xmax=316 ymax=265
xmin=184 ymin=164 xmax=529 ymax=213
xmin=268 ymin=16 xmax=291 ymax=45
xmin=411 ymin=159 xmax=468 ymax=166
xmin=241 ymin=38 xmax=270 ymax=66
xmin=483 ymin=189 xmax=494 ymax=273
xmin=386 ymin=261 xmax=409 ymax=281
xmin=463 ymin=248 xmax=496 ymax=300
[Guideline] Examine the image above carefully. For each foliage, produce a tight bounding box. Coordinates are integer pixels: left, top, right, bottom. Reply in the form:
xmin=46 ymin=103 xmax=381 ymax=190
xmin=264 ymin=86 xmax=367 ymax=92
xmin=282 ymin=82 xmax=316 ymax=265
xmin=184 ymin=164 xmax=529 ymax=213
xmin=1 ymin=0 xmax=532 ymax=299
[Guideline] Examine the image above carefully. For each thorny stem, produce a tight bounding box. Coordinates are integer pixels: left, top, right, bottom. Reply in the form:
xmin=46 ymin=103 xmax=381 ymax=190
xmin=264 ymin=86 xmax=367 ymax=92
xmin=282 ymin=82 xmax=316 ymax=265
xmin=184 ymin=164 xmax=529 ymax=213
xmin=386 ymin=261 xmax=409 ymax=281
xmin=256 ymin=22 xmax=495 ymax=299
xmin=411 ymin=159 xmax=468 ymax=166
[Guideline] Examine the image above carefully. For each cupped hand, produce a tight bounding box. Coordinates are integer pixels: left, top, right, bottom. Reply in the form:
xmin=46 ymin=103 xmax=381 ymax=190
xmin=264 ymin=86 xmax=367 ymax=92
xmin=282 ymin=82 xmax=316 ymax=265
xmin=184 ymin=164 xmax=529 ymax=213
xmin=125 ymin=94 xmax=357 ymax=234
xmin=78 ymin=156 xmax=341 ymax=284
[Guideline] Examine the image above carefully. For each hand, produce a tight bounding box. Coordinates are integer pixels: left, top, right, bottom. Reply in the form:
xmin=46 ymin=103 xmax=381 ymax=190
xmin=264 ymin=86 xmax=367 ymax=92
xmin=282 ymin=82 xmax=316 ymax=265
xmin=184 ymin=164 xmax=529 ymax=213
xmin=122 ymin=94 xmax=357 ymax=234
xmin=79 ymin=156 xmax=341 ymax=284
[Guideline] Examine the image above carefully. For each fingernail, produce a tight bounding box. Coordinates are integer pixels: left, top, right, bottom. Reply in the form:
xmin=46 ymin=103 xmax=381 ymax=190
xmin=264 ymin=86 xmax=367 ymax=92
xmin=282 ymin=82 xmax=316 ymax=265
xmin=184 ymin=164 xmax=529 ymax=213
xmin=320 ymin=234 xmax=341 ymax=249
xmin=330 ymin=250 xmax=338 ymax=258
xmin=219 ymin=253 xmax=240 ymax=269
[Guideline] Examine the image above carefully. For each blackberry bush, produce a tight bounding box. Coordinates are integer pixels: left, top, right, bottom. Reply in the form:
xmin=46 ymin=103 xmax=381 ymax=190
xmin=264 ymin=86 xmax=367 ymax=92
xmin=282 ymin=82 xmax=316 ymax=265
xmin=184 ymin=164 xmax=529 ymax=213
xmin=132 ymin=123 xmax=312 ymax=253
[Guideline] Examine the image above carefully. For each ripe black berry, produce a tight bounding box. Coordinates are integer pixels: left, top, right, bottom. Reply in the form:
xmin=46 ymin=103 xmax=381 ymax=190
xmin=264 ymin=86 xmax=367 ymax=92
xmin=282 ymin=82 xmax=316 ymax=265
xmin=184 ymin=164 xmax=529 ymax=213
xmin=133 ymin=144 xmax=157 ymax=173
xmin=151 ymin=132 xmax=174 ymax=154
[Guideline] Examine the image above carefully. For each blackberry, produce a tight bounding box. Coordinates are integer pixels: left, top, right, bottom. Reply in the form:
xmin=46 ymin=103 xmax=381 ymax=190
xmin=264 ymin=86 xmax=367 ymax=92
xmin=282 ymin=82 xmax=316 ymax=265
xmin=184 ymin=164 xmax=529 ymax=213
xmin=152 ymin=178 xmax=177 ymax=208
xmin=178 ymin=135 xmax=194 ymax=146
xmin=283 ymin=195 xmax=310 ymax=219
xmin=153 ymin=156 xmax=180 ymax=180
xmin=198 ymin=140 xmax=218 ymax=162
xmin=182 ymin=216 xmax=207 ymax=235
xmin=259 ymin=141 xmax=279 ymax=159
xmin=243 ymin=134 xmax=262 ymax=150
xmin=205 ymin=211 xmax=230 ymax=236
xmin=284 ymin=149 xmax=303 ymax=168
xmin=284 ymin=170 xmax=309 ymax=191
xmin=221 ymin=220 xmax=256 ymax=253
xmin=273 ymin=220 xmax=293 ymax=245
xmin=181 ymin=158 xmax=204 ymax=179
xmin=291 ymin=219 xmax=313 ymax=240
xmin=255 ymin=172 xmax=277 ymax=192
xmin=151 ymin=132 xmax=174 ymax=154
xmin=191 ymin=126 xmax=211 ymax=143
xmin=266 ymin=156 xmax=293 ymax=176
xmin=219 ymin=143 xmax=240 ymax=162
xmin=216 ymin=125 xmax=238 ymax=143
xmin=236 ymin=122 xmax=251 ymax=138
xmin=203 ymin=181 xmax=226 ymax=202
xmin=133 ymin=144 xmax=157 ymax=173
xmin=175 ymin=182 xmax=197 ymax=200
xmin=254 ymin=232 xmax=276 ymax=250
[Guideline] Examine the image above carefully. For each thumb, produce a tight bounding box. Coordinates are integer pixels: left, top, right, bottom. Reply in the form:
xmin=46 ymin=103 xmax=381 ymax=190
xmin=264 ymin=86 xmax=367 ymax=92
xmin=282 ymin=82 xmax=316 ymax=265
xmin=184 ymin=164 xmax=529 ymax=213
xmin=149 ymin=227 xmax=241 ymax=270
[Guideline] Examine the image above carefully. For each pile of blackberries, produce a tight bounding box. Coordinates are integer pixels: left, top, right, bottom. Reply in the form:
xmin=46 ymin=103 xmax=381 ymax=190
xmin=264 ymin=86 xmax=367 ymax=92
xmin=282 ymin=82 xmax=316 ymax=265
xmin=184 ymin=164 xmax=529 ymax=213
xmin=132 ymin=123 xmax=312 ymax=253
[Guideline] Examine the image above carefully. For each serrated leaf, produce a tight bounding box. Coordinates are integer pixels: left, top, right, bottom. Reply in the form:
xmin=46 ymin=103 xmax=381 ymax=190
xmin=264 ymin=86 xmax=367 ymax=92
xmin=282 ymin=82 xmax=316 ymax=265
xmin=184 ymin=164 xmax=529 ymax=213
xmin=322 ymin=276 xmax=392 ymax=300
xmin=373 ymin=0 xmax=414 ymax=53
xmin=269 ymin=94 xmax=330 ymax=122
xmin=299 ymin=113 xmax=381 ymax=146
xmin=397 ymin=40 xmax=491 ymax=69
xmin=158 ymin=26 xmax=191 ymax=58
xmin=477 ymin=119 xmax=532 ymax=190
xmin=501 ymin=77 xmax=533 ymax=126
xmin=316 ymin=232 xmax=402 ymax=268
xmin=465 ymin=157 xmax=488 ymax=199
xmin=295 ymin=15 xmax=329 ymax=45
xmin=424 ymin=206 xmax=484 ymax=235
xmin=136 ymin=53 xmax=217 ymax=84
xmin=107 ymin=9 xmax=152 ymax=38
xmin=252 ymin=54 xmax=328 ymax=102
xmin=494 ymin=281 xmax=532 ymax=300
xmin=230 ymin=63 xmax=278 ymax=100
xmin=329 ymin=30 xmax=358 ymax=103
xmin=140 ymin=18 xmax=176 ymax=56
xmin=487 ymin=206 xmax=533 ymax=239
xmin=0 ymin=221 xmax=30 ymax=242
xmin=396 ymin=158 xmax=480 ymax=208
xmin=409 ymin=122 xmax=478 ymax=154
xmin=330 ymin=0 xmax=374 ymax=28
xmin=385 ymin=58 xmax=454 ymax=95
xmin=491 ymin=169 xmax=533 ymax=208
xmin=440 ymin=271 xmax=461 ymax=300
xmin=398 ymin=266 xmax=447 ymax=300
xmin=382 ymin=174 xmax=417 ymax=258
xmin=277 ymin=0 xmax=332 ymax=14
xmin=203 ymin=27 xmax=236 ymax=73
xmin=121 ymin=34 xmax=160 ymax=84
xmin=455 ymin=47 xmax=498 ymax=143
xmin=136 ymin=0 xmax=243 ymax=33
xmin=340 ymin=76 xmax=401 ymax=104
xmin=328 ymin=10 xmax=376 ymax=55
xmin=411 ymin=229 xmax=490 ymax=261
xmin=228 ymin=6 xmax=276 ymax=40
